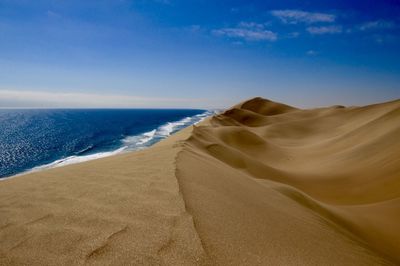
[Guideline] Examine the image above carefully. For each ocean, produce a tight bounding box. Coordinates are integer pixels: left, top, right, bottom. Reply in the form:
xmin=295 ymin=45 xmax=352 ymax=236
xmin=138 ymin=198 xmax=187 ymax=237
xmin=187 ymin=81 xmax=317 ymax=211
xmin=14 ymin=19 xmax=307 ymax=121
xmin=0 ymin=109 xmax=211 ymax=179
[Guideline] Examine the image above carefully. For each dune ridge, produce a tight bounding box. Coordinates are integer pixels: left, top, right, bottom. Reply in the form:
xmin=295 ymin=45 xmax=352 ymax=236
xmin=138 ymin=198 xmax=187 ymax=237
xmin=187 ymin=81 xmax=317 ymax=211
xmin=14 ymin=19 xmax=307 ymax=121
xmin=177 ymin=97 xmax=400 ymax=265
xmin=0 ymin=128 xmax=209 ymax=265
xmin=1 ymin=97 xmax=399 ymax=265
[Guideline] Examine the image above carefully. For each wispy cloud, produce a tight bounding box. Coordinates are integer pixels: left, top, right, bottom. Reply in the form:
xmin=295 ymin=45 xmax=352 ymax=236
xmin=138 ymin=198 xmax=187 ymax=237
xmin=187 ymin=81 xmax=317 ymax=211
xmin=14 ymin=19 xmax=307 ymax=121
xmin=306 ymin=50 xmax=319 ymax=56
xmin=212 ymin=22 xmax=277 ymax=42
xmin=307 ymin=25 xmax=342 ymax=34
xmin=271 ymin=10 xmax=335 ymax=24
xmin=0 ymin=90 xmax=207 ymax=108
xmin=358 ymin=20 xmax=395 ymax=31
xmin=287 ymin=32 xmax=300 ymax=38
xmin=47 ymin=10 xmax=61 ymax=19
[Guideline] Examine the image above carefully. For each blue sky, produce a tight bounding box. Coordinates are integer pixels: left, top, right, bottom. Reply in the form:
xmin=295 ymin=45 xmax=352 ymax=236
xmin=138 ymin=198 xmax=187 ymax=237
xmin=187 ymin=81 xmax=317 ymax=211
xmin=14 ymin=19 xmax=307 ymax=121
xmin=0 ymin=0 xmax=399 ymax=108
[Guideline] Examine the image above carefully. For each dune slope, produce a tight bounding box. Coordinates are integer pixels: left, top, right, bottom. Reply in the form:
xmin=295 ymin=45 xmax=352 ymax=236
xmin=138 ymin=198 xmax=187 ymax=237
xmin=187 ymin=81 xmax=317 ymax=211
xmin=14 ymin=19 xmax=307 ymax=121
xmin=0 ymin=128 xmax=208 ymax=265
xmin=177 ymin=97 xmax=400 ymax=265
xmin=1 ymin=97 xmax=399 ymax=265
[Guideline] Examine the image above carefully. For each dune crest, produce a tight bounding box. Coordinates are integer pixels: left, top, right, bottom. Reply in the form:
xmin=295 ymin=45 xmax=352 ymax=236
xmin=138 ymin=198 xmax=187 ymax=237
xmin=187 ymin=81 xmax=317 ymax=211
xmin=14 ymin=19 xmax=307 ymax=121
xmin=177 ymin=97 xmax=400 ymax=265
xmin=0 ymin=129 xmax=209 ymax=265
xmin=1 ymin=97 xmax=399 ymax=265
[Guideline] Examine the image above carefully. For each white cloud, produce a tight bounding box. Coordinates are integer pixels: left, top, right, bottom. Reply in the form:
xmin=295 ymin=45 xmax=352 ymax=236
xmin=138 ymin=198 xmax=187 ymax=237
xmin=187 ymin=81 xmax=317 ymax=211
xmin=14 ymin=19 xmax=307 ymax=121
xmin=358 ymin=20 xmax=395 ymax=31
xmin=238 ymin=22 xmax=270 ymax=29
xmin=307 ymin=25 xmax=342 ymax=34
xmin=0 ymin=90 xmax=209 ymax=108
xmin=271 ymin=10 xmax=335 ymax=24
xmin=212 ymin=28 xmax=277 ymax=41
xmin=212 ymin=22 xmax=277 ymax=42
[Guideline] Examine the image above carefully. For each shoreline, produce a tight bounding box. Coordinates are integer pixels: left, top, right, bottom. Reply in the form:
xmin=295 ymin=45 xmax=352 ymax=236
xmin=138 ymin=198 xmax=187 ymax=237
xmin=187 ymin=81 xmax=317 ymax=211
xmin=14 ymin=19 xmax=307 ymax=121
xmin=1 ymin=97 xmax=399 ymax=265
xmin=0 ymin=120 xmax=208 ymax=265
xmin=0 ymin=111 xmax=213 ymax=181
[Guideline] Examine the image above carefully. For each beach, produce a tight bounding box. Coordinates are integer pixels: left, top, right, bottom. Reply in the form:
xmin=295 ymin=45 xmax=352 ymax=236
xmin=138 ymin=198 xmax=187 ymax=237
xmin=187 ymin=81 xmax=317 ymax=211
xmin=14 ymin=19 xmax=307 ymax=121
xmin=1 ymin=97 xmax=399 ymax=265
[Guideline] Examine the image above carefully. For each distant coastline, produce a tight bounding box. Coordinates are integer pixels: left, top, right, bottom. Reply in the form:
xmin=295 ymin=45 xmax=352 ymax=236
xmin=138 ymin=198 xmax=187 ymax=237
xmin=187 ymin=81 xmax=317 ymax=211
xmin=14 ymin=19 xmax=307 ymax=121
xmin=0 ymin=98 xmax=399 ymax=265
xmin=0 ymin=109 xmax=213 ymax=179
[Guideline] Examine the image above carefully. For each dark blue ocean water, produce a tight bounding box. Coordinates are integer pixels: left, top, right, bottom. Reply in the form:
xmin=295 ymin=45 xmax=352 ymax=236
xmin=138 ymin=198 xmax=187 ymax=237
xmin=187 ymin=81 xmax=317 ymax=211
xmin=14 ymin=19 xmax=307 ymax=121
xmin=0 ymin=109 xmax=210 ymax=178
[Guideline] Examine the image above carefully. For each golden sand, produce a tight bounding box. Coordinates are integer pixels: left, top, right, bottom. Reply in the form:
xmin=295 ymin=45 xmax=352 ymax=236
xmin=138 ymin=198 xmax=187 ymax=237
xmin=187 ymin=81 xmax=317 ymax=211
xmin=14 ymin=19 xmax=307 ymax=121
xmin=1 ymin=97 xmax=399 ymax=265
xmin=0 ymin=128 xmax=207 ymax=265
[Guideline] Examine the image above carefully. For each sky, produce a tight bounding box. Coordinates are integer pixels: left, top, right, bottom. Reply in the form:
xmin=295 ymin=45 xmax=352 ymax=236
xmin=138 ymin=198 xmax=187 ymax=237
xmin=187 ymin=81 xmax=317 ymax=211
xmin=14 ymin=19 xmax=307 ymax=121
xmin=0 ymin=0 xmax=399 ymax=109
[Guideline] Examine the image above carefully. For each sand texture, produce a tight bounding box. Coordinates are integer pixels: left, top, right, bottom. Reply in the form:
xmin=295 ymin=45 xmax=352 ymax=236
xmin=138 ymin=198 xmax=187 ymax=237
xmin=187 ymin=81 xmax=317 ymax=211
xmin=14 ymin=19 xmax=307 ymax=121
xmin=178 ymin=97 xmax=400 ymax=265
xmin=1 ymin=97 xmax=400 ymax=265
xmin=0 ymin=128 xmax=208 ymax=265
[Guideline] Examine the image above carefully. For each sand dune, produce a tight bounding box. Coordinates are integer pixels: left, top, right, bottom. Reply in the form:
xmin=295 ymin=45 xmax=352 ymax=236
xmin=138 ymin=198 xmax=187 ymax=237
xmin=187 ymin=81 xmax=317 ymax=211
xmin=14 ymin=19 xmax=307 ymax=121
xmin=1 ymin=97 xmax=399 ymax=265
xmin=178 ymin=97 xmax=400 ymax=265
xmin=0 ymin=130 xmax=208 ymax=265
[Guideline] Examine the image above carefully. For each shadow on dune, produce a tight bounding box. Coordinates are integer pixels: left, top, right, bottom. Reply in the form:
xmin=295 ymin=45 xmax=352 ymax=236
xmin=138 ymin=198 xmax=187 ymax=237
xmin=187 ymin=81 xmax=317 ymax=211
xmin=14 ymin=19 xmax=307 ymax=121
xmin=178 ymin=97 xmax=400 ymax=265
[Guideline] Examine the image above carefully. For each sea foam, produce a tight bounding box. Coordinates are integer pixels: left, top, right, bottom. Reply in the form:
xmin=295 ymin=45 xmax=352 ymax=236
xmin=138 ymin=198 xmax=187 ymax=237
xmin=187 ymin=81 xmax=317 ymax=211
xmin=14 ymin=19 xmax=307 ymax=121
xmin=23 ymin=110 xmax=213 ymax=175
xmin=122 ymin=111 xmax=212 ymax=150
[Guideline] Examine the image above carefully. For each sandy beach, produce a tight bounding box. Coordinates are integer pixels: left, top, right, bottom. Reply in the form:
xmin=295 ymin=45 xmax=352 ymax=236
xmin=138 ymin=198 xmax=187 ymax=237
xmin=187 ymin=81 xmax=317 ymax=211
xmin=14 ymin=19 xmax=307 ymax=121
xmin=1 ymin=97 xmax=399 ymax=265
